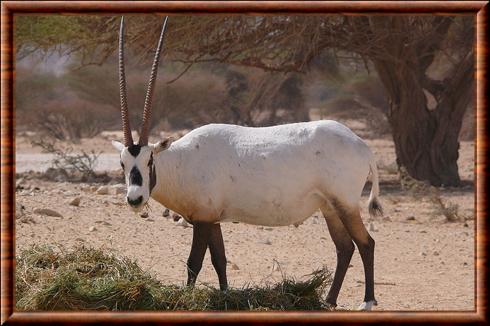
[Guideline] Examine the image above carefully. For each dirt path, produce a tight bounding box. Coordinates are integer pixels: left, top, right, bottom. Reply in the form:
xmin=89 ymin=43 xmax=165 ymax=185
xmin=15 ymin=134 xmax=475 ymax=311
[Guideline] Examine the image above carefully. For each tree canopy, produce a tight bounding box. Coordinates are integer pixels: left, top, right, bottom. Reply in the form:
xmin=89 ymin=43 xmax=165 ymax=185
xmin=15 ymin=15 xmax=475 ymax=186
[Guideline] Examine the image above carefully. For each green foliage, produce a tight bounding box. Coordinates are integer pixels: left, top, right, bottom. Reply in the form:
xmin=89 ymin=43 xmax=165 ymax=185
xmin=15 ymin=15 xmax=115 ymax=62
xmin=16 ymin=245 xmax=333 ymax=311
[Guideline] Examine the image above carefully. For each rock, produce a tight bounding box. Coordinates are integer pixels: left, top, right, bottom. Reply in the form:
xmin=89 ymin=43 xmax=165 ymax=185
xmin=89 ymin=226 xmax=97 ymax=232
xmin=258 ymin=239 xmax=272 ymax=245
xmin=176 ymin=218 xmax=190 ymax=228
xmin=433 ymin=251 xmax=440 ymax=256
xmin=44 ymin=168 xmax=69 ymax=182
xmin=16 ymin=202 xmax=26 ymax=218
xmin=19 ymin=215 xmax=37 ymax=224
xmin=96 ymin=186 xmax=109 ymax=195
xmin=383 ymin=216 xmax=392 ymax=222
xmin=34 ymin=208 xmax=63 ymax=218
xmin=95 ymin=220 xmax=112 ymax=226
xmin=230 ymin=263 xmax=240 ymax=270
xmin=163 ymin=208 xmax=170 ymax=217
xmin=111 ymin=200 xmax=124 ymax=206
xmin=110 ymin=184 xmax=126 ymax=195
xmin=420 ymin=252 xmax=427 ymax=257
xmin=369 ymin=222 xmax=377 ymax=232
xmin=69 ymin=197 xmax=81 ymax=206
xmin=140 ymin=212 xmax=149 ymax=218
xmin=463 ymin=222 xmax=469 ymax=227
xmin=264 ymin=227 xmax=273 ymax=231
xmin=172 ymin=213 xmax=182 ymax=222
xmin=406 ymin=216 xmax=416 ymax=221
xmin=16 ymin=178 xmax=26 ymax=190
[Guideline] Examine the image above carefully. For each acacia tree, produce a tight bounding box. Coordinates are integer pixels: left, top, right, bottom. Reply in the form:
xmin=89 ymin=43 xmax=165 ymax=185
xmin=160 ymin=16 xmax=474 ymax=186
xmin=349 ymin=17 xmax=474 ymax=187
xmin=16 ymin=15 xmax=474 ymax=186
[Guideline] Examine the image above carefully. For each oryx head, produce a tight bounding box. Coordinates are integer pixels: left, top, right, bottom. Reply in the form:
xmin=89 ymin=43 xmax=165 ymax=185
xmin=112 ymin=16 xmax=173 ymax=211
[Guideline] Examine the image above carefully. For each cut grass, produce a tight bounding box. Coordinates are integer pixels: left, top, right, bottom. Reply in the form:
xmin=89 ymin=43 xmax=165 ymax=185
xmin=16 ymin=245 xmax=332 ymax=311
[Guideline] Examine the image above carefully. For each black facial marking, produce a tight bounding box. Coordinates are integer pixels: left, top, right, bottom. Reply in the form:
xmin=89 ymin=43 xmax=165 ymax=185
xmin=149 ymin=164 xmax=157 ymax=194
xmin=148 ymin=152 xmax=153 ymax=167
xmin=127 ymin=144 xmax=142 ymax=157
xmin=129 ymin=166 xmax=143 ymax=186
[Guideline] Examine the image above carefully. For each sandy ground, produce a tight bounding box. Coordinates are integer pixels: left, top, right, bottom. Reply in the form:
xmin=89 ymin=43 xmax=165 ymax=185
xmin=15 ymin=123 xmax=475 ymax=311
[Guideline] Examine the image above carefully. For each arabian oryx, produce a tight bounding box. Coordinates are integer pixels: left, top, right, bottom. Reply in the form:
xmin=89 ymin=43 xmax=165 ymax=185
xmin=112 ymin=17 xmax=383 ymax=311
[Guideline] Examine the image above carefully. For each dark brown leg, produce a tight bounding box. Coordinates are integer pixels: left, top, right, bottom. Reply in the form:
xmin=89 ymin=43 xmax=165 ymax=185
xmin=321 ymin=204 xmax=355 ymax=307
xmin=336 ymin=207 xmax=377 ymax=305
xmin=186 ymin=222 xmax=211 ymax=287
xmin=208 ymin=223 xmax=228 ymax=290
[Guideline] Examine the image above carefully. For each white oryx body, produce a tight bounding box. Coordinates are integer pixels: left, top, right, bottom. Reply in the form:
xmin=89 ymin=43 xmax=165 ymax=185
xmin=113 ymin=16 xmax=382 ymax=310
xmin=150 ymin=120 xmax=377 ymax=226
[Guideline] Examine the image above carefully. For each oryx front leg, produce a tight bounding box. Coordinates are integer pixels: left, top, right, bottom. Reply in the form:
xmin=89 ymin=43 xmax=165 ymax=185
xmin=334 ymin=204 xmax=377 ymax=311
xmin=186 ymin=222 xmax=211 ymax=287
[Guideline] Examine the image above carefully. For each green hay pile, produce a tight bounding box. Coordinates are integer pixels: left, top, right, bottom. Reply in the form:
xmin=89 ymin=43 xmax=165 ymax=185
xmin=16 ymin=245 xmax=333 ymax=311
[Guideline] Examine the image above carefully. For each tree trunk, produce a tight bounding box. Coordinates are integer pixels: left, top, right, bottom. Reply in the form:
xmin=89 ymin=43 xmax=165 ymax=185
xmin=374 ymin=51 xmax=474 ymax=186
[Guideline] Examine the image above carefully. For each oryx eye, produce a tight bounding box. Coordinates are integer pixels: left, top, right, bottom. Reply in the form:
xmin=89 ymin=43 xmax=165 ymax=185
xmin=120 ymin=161 xmax=125 ymax=169
xmin=148 ymin=155 xmax=153 ymax=167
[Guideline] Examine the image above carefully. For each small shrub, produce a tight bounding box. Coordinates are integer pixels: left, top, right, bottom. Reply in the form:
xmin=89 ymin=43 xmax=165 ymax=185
xmin=31 ymin=139 xmax=101 ymax=179
xmin=399 ymin=166 xmax=464 ymax=222
xmin=429 ymin=188 xmax=463 ymax=223
xmin=399 ymin=166 xmax=433 ymax=197
xmin=34 ymin=100 xmax=109 ymax=143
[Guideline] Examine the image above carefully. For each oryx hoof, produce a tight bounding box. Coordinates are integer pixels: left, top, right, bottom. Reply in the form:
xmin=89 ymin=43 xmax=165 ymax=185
xmin=357 ymin=300 xmax=377 ymax=311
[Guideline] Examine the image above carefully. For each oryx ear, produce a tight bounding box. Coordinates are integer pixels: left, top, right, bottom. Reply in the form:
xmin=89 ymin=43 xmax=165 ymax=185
xmin=151 ymin=137 xmax=174 ymax=155
xmin=112 ymin=140 xmax=125 ymax=152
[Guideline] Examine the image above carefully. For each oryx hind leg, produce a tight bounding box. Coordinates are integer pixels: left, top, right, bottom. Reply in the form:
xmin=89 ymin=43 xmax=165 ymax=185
xmin=208 ymin=223 xmax=228 ymax=290
xmin=331 ymin=200 xmax=377 ymax=311
xmin=321 ymin=201 xmax=355 ymax=308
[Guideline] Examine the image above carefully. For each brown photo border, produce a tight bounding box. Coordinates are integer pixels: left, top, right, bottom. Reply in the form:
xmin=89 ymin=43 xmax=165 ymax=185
xmin=1 ymin=1 xmax=488 ymax=325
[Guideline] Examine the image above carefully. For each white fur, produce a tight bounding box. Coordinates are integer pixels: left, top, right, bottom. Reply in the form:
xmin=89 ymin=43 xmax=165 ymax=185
xmin=140 ymin=120 xmax=380 ymax=225
xmin=358 ymin=300 xmax=377 ymax=311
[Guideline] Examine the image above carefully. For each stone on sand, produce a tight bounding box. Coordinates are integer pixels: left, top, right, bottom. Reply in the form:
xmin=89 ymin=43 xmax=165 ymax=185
xmin=69 ymin=197 xmax=81 ymax=206
xmin=96 ymin=186 xmax=109 ymax=195
xmin=33 ymin=208 xmax=63 ymax=218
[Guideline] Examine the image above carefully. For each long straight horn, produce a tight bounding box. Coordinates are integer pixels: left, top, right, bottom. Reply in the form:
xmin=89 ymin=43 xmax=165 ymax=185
xmin=119 ymin=16 xmax=133 ymax=147
xmin=139 ymin=16 xmax=169 ymax=146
